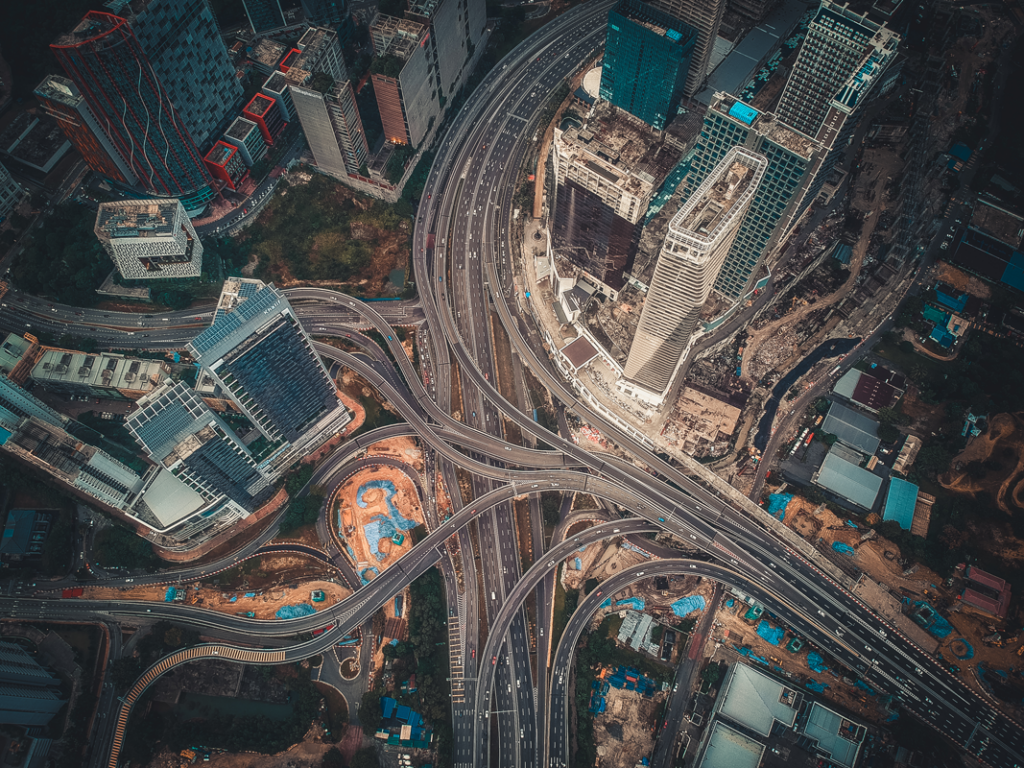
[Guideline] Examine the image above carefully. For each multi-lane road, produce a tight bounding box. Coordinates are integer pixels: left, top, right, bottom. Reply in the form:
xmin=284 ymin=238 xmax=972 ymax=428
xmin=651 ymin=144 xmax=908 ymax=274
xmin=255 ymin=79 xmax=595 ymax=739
xmin=1 ymin=2 xmax=1023 ymax=766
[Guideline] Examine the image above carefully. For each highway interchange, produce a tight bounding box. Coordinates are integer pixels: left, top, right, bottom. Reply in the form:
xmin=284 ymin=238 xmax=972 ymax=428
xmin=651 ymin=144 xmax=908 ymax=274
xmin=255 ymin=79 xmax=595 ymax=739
xmin=0 ymin=2 xmax=1023 ymax=767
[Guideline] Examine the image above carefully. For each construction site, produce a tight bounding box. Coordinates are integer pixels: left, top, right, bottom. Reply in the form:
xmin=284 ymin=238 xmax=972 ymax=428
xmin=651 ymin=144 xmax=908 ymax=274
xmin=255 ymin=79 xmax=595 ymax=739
xmin=331 ymin=464 xmax=425 ymax=584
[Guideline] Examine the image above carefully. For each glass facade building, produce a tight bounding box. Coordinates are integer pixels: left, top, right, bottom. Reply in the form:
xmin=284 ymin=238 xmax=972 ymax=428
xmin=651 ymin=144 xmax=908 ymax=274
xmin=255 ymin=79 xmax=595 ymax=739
xmin=51 ymin=12 xmax=212 ymax=203
xmin=600 ymin=0 xmax=697 ymax=130
xmin=242 ymin=0 xmax=286 ymax=33
xmin=128 ymin=0 xmax=244 ymax=152
xmin=680 ymin=94 xmax=827 ymax=300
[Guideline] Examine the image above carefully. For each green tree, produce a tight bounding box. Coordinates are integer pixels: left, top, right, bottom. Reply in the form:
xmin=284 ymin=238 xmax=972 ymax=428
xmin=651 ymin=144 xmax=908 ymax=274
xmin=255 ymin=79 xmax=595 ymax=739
xmin=360 ymin=691 xmax=382 ymax=736
xmin=320 ymin=747 xmax=345 ymax=768
xmin=109 ymin=656 xmax=145 ymax=690
xmin=701 ymin=663 xmax=722 ymax=685
xmin=349 ymin=747 xmax=380 ymax=768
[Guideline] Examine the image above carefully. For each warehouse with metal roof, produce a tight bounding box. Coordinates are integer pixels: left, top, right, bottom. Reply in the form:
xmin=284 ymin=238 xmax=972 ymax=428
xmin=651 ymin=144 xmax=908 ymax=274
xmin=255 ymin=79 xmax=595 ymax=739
xmin=883 ymin=478 xmax=919 ymax=530
xmin=812 ymin=451 xmax=883 ymax=511
xmin=822 ymin=401 xmax=880 ymax=455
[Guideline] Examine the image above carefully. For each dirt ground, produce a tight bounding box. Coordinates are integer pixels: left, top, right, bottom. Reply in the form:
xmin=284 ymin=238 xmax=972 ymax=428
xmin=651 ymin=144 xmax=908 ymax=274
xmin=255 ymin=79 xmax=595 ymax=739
xmin=560 ymin=532 xmax=649 ymax=592
xmin=83 ymin=573 xmax=350 ymax=621
xmin=897 ymin=387 xmax=948 ymax=437
xmin=934 ymin=262 xmax=993 ymax=300
xmin=941 ymin=412 xmax=1024 ymax=516
xmin=364 ymin=436 xmax=424 ymax=472
xmin=145 ymin=737 xmax=333 ymax=768
xmin=331 ymin=465 xmax=425 ymax=579
xmin=593 ymin=685 xmax=665 ymax=768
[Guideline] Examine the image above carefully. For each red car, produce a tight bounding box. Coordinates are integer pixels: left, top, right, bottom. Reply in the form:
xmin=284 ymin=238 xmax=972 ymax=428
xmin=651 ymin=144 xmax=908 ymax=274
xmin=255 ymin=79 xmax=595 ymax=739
xmin=492 ymin=656 xmax=497 ymax=666
xmin=471 ymin=649 xmax=476 ymax=659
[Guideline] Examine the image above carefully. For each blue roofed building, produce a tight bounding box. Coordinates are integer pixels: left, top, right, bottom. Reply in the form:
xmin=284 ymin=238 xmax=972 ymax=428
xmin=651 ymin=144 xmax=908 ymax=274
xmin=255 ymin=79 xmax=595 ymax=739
xmin=883 ymin=478 xmax=919 ymax=531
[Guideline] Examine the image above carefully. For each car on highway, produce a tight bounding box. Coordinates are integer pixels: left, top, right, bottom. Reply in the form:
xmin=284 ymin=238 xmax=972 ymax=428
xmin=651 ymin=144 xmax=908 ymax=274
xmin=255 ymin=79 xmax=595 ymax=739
xmin=492 ymin=656 xmax=497 ymax=665
xmin=471 ymin=649 xmax=476 ymax=658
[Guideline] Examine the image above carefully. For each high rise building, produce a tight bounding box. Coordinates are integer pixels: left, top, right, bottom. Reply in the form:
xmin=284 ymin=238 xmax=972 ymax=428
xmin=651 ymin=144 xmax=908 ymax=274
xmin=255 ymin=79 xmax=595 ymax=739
xmin=188 ymin=279 xmax=351 ymax=455
xmin=126 ymin=0 xmax=244 ymax=151
xmin=125 ymin=380 xmax=273 ymax=512
xmin=242 ymin=0 xmax=286 ymax=33
xmin=243 ymin=93 xmax=288 ymax=145
xmin=680 ymin=94 xmax=828 ymax=300
xmin=302 ymin=0 xmax=348 ymax=26
xmin=204 ymin=141 xmax=250 ymax=190
xmin=51 ymin=12 xmax=213 ymax=212
xmin=550 ymin=105 xmax=679 ymax=292
xmin=370 ymin=14 xmax=440 ymax=147
xmin=282 ymin=27 xmax=368 ymax=175
xmin=222 ymin=117 xmax=269 ymax=166
xmin=94 ymin=199 xmax=203 ymax=280
xmin=600 ymin=0 xmax=696 ymax=131
xmin=33 ymin=75 xmax=139 ymax=186
xmin=775 ymin=1 xmax=897 ymax=140
xmin=290 ymin=77 xmax=368 ymax=176
xmin=262 ymin=71 xmax=295 ymax=119
xmin=29 ymin=349 xmax=169 ymax=401
xmin=0 ymin=640 xmax=64 ymax=727
xmin=623 ymin=147 xmax=766 ymax=394
xmin=405 ymin=0 xmax=487 ymax=103
xmin=0 ymin=161 xmax=23 ymax=224
xmin=647 ymin=0 xmax=726 ymax=97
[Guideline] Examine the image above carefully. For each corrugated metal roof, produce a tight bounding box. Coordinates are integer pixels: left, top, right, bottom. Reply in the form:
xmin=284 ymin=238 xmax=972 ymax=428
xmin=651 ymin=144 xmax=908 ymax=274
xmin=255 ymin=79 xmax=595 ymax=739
xmin=716 ymin=663 xmax=798 ymax=736
xmin=822 ymin=402 xmax=880 ymax=455
xmin=883 ymin=478 xmax=918 ymax=530
xmin=697 ymin=722 xmax=763 ymax=768
xmin=814 ymin=452 xmax=882 ymax=510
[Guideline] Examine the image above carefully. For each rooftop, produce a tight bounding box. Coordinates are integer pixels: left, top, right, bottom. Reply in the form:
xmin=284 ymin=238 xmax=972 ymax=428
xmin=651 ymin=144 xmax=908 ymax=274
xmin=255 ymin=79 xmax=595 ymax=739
xmin=263 ymin=71 xmax=289 ymax=94
xmin=226 ymin=116 xmax=259 ymax=141
xmin=52 ymin=11 xmax=124 ymax=48
xmin=561 ymin=336 xmax=600 ymax=370
xmin=813 ymin=450 xmax=882 ymax=511
xmin=189 ymin=278 xmax=287 ymax=362
xmin=697 ymin=721 xmax=763 ymax=768
xmin=244 ymin=93 xmax=275 ymax=117
xmin=33 ymin=75 xmax=81 ymax=106
xmin=803 ymin=702 xmax=866 ymax=768
xmin=96 ymin=200 xmax=180 ymax=240
xmin=0 ymin=112 xmax=71 ymax=172
xmin=249 ymin=38 xmax=287 ymax=69
xmin=673 ymin=151 xmax=765 ymax=245
xmin=970 ymin=199 xmax=1023 ymax=249
xmin=822 ymin=401 xmax=880 ymax=455
xmin=716 ymin=663 xmax=799 ymax=737
xmin=371 ymin=14 xmax=427 ymax=60
xmin=0 ymin=334 xmax=31 ymax=377
xmin=883 ymin=477 xmax=919 ymax=530
xmin=31 ymin=349 xmax=166 ymax=393
xmin=710 ymin=93 xmax=820 ymax=158
xmin=205 ymin=142 xmax=237 ymax=166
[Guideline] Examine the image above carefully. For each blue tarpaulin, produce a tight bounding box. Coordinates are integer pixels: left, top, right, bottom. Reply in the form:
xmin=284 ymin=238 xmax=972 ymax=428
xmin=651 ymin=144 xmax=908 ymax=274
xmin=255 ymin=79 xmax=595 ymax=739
xmin=573 ymin=557 xmax=582 ymax=570
xmin=756 ymin=620 xmax=785 ymax=645
xmin=767 ymin=494 xmax=792 ymax=521
xmin=600 ymin=597 xmax=612 ymax=608
xmin=164 ymin=587 xmax=177 ymax=602
xmin=244 ymin=592 xmax=256 ymax=598
xmin=228 ymin=596 xmax=237 ymax=603
xmin=832 ymin=542 xmax=856 ymax=556
xmin=805 ymin=681 xmax=828 ymax=693
xmin=807 ymin=652 xmax=828 ymax=673
xmin=950 ymin=638 xmax=975 ymax=659
xmin=671 ymin=595 xmax=706 ymax=617
xmin=276 ymin=603 xmax=316 ymax=619
xmin=735 ymin=646 xmax=769 ymax=666
xmin=855 ymin=680 xmax=875 ymax=695
xmin=616 ymin=597 xmax=645 ymax=611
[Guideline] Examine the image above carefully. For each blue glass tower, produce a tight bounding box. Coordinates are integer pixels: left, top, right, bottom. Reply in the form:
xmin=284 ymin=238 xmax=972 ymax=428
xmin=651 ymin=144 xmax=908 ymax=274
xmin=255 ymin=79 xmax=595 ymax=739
xmin=600 ymin=0 xmax=697 ymax=130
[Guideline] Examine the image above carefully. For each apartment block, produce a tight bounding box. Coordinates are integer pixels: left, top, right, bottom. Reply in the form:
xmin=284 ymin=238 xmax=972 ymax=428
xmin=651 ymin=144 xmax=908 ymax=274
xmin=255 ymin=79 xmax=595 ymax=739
xmin=249 ymin=38 xmax=288 ymax=75
xmin=600 ymin=0 xmax=697 ymax=130
xmin=33 ymin=75 xmax=138 ymax=186
xmin=95 ymin=199 xmax=203 ymax=281
xmin=302 ymin=0 xmax=348 ymax=26
xmin=0 ymin=641 xmax=63 ymax=728
xmin=406 ymin=0 xmax=487 ymax=101
xmin=222 ymin=117 xmax=269 ymax=166
xmin=550 ymin=105 xmax=679 ymax=292
xmin=775 ymin=1 xmax=898 ymax=140
xmin=262 ymin=70 xmax=296 ymax=119
xmin=370 ymin=15 xmax=439 ymax=147
xmin=290 ymin=77 xmax=368 ymax=176
xmin=624 ymin=147 xmax=766 ymax=395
